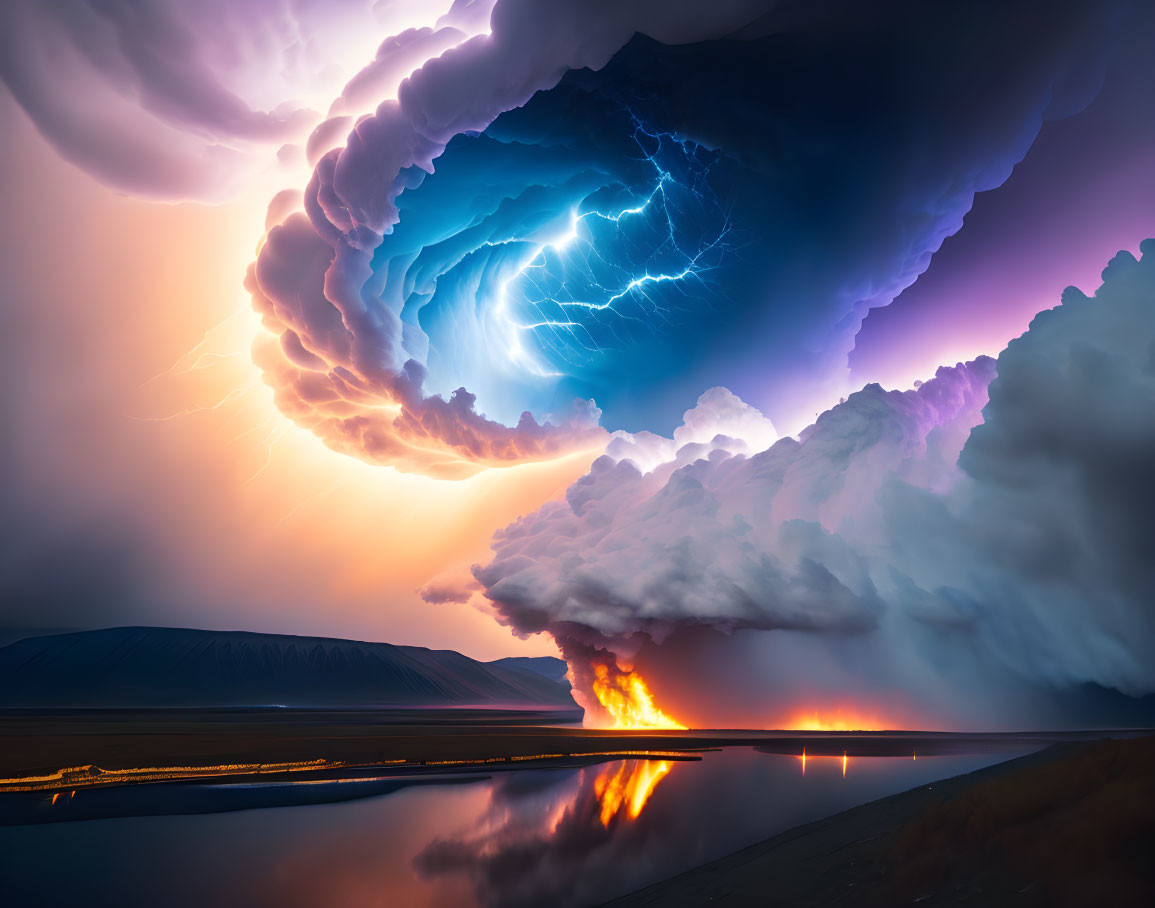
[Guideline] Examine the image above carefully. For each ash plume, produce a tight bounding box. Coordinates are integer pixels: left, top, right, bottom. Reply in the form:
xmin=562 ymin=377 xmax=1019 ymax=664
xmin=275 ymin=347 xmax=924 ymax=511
xmin=474 ymin=242 xmax=1155 ymax=728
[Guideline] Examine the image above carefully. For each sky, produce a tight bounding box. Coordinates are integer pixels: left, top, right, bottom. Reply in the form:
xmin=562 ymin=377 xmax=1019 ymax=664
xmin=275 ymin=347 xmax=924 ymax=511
xmin=1 ymin=0 xmax=1153 ymax=727
xmin=0 ymin=87 xmax=590 ymax=659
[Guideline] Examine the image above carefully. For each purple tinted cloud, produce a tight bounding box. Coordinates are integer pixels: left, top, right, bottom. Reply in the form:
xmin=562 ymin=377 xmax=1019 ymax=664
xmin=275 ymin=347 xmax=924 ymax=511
xmin=474 ymin=242 xmax=1155 ymax=722
xmin=250 ymin=0 xmax=1131 ymax=476
xmin=250 ymin=0 xmax=780 ymax=475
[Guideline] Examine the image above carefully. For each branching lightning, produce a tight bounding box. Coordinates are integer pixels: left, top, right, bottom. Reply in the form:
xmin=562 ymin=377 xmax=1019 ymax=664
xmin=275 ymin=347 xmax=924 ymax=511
xmin=137 ymin=310 xmax=248 ymax=389
xmin=129 ymin=378 xmax=260 ymax=422
xmin=491 ymin=115 xmax=731 ymax=378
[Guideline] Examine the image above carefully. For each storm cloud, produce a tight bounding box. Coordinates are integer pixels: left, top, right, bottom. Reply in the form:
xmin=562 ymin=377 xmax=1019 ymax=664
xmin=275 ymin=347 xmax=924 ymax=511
xmin=474 ymin=242 xmax=1155 ymax=725
xmin=6 ymin=1 xmax=1138 ymax=477
xmin=5 ymin=0 xmax=1152 ymax=728
xmin=247 ymin=0 xmax=1134 ymax=477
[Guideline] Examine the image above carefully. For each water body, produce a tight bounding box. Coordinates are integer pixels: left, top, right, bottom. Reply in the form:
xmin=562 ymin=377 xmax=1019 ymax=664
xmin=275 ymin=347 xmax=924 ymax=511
xmin=0 ymin=748 xmax=1021 ymax=908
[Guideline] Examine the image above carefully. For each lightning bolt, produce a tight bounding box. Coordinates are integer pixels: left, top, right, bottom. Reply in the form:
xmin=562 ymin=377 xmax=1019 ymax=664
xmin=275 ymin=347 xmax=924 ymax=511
xmin=138 ymin=310 xmax=247 ymax=389
xmin=492 ymin=113 xmax=731 ymax=376
xmin=129 ymin=377 xmax=260 ymax=422
xmin=240 ymin=424 xmax=288 ymax=486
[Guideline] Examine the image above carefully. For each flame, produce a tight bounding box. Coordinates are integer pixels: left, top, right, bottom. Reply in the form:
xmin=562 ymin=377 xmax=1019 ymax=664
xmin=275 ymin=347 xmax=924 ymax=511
xmin=590 ymin=662 xmax=686 ymax=730
xmin=592 ymin=759 xmax=672 ymax=826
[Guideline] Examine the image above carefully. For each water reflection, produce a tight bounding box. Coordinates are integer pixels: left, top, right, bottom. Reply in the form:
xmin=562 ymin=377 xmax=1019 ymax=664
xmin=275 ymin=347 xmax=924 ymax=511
xmin=0 ymin=748 xmax=1023 ymax=908
xmin=798 ymin=749 xmax=853 ymax=776
xmin=411 ymin=750 xmax=1014 ymax=908
xmin=594 ymin=758 xmax=672 ymax=825
xmin=413 ymin=759 xmax=678 ymax=907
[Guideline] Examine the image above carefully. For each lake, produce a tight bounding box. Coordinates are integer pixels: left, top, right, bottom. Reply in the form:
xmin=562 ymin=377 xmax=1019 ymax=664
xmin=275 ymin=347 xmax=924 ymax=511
xmin=0 ymin=747 xmax=1021 ymax=907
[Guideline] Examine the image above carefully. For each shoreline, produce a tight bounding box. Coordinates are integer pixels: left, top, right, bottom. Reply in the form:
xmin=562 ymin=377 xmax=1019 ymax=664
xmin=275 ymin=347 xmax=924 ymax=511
xmin=603 ymin=736 xmax=1155 ymax=907
xmin=2 ymin=708 xmax=1148 ymax=792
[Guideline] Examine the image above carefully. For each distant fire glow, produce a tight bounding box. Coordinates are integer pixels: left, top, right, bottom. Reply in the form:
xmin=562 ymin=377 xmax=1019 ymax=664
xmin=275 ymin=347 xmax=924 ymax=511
xmin=590 ymin=662 xmax=686 ymax=730
xmin=593 ymin=759 xmax=673 ymax=826
xmin=784 ymin=710 xmax=892 ymax=732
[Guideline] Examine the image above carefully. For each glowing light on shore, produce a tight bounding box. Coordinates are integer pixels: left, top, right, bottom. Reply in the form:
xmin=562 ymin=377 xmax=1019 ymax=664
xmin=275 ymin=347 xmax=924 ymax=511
xmin=1 ymin=759 xmax=340 ymax=793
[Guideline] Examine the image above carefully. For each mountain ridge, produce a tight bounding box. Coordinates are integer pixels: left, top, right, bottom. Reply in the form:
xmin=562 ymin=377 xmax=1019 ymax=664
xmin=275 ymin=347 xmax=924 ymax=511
xmin=0 ymin=626 xmax=581 ymax=711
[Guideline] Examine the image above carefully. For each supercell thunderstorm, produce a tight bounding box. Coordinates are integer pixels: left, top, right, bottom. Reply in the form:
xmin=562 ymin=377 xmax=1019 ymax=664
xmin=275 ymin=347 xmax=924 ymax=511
xmin=249 ymin=0 xmax=1155 ymax=725
xmin=7 ymin=0 xmax=1153 ymax=727
xmin=248 ymin=0 xmax=1134 ymax=480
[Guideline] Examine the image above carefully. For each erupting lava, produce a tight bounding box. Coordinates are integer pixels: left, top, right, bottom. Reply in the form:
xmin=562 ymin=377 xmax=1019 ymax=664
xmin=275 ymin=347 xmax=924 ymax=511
xmin=590 ymin=662 xmax=686 ymax=730
xmin=593 ymin=759 xmax=673 ymax=826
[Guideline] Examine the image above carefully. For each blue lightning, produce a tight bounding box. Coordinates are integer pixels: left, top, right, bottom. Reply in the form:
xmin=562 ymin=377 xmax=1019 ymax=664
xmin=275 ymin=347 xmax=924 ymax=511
xmin=491 ymin=116 xmax=731 ymax=377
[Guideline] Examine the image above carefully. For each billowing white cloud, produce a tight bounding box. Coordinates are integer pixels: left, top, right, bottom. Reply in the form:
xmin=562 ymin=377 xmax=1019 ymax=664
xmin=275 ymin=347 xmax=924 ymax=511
xmin=476 ymin=357 xmax=994 ymax=645
xmin=475 ymin=241 xmax=1155 ymax=722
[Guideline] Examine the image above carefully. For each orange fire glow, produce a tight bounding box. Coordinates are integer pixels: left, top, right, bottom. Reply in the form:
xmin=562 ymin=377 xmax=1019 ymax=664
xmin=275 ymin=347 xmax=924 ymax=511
xmin=590 ymin=663 xmax=686 ymax=730
xmin=784 ymin=709 xmax=889 ymax=731
xmin=592 ymin=759 xmax=672 ymax=826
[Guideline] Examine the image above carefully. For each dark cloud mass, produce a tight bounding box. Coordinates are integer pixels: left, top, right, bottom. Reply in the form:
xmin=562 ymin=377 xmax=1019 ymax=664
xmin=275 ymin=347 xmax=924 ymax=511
xmin=249 ymin=0 xmax=1134 ymax=475
xmin=927 ymin=246 xmax=1155 ymax=694
xmin=385 ymin=0 xmax=1122 ymax=434
xmin=476 ymin=242 xmax=1155 ymax=725
xmin=5 ymin=0 xmax=1138 ymax=475
xmin=250 ymin=0 xmax=785 ymax=476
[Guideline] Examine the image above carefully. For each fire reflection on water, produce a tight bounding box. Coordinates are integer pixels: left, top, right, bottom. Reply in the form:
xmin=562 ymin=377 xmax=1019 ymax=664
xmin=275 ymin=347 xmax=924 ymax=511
xmin=7 ymin=747 xmax=1026 ymax=908
xmin=593 ymin=759 xmax=672 ymax=827
xmin=798 ymin=748 xmax=850 ymax=777
xmin=413 ymin=757 xmax=676 ymax=904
